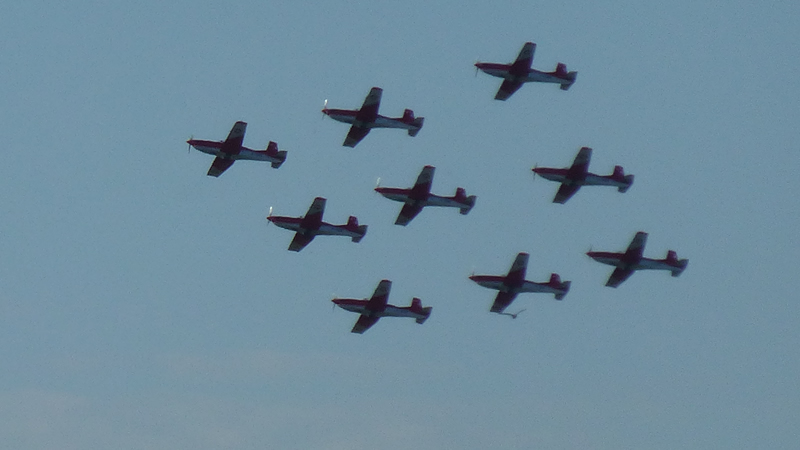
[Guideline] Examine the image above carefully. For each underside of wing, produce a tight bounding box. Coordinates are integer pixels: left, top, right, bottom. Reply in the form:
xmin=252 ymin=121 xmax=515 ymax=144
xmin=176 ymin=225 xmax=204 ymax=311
xmin=367 ymin=280 xmax=391 ymax=309
xmin=395 ymin=203 xmax=424 ymax=226
xmin=495 ymin=80 xmax=524 ymax=101
xmin=288 ymin=232 xmax=314 ymax=252
xmin=343 ymin=125 xmax=370 ymax=147
xmin=299 ymin=197 xmax=326 ymax=229
xmin=570 ymin=147 xmax=592 ymax=173
xmin=355 ymin=87 xmax=382 ymax=123
xmin=351 ymin=314 xmax=380 ymax=334
xmin=606 ymin=267 xmax=635 ymax=288
xmin=490 ymin=291 xmax=517 ymax=313
xmin=220 ymin=121 xmax=246 ymax=155
xmin=509 ymin=42 xmax=535 ymax=72
xmin=624 ymin=232 xmax=648 ymax=259
xmin=553 ymin=182 xmax=581 ymax=204
xmin=207 ymin=156 xmax=235 ymax=177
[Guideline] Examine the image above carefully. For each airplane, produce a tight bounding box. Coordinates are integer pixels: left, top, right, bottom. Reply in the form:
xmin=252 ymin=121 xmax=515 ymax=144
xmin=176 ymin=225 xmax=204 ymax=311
xmin=267 ymin=197 xmax=367 ymax=252
xmin=322 ymin=87 xmax=424 ymax=147
xmin=587 ymin=231 xmax=689 ymax=288
xmin=469 ymin=252 xmax=570 ymax=314
xmin=475 ymin=41 xmax=577 ymax=100
xmin=332 ymin=280 xmax=432 ymax=334
xmin=532 ymin=147 xmax=634 ymax=204
xmin=187 ymin=121 xmax=287 ymax=177
xmin=374 ymin=165 xmax=476 ymax=226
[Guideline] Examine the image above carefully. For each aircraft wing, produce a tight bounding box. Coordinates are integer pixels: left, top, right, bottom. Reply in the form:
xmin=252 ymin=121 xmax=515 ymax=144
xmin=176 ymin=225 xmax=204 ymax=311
xmin=207 ymin=156 xmax=235 ymax=177
xmin=220 ymin=121 xmax=247 ymax=155
xmin=509 ymin=42 xmax=536 ymax=73
xmin=495 ymin=79 xmax=524 ymax=101
xmin=288 ymin=232 xmax=315 ymax=252
xmin=366 ymin=279 xmax=391 ymax=311
xmin=395 ymin=203 xmax=424 ymax=226
xmin=569 ymin=147 xmax=592 ymax=173
xmin=490 ymin=291 xmax=518 ymax=313
xmin=351 ymin=314 xmax=380 ymax=334
xmin=354 ymin=87 xmax=382 ymax=123
xmin=624 ymin=232 xmax=648 ymax=259
xmin=506 ymin=252 xmax=529 ymax=285
xmin=299 ymin=197 xmax=326 ymax=230
xmin=553 ymin=182 xmax=581 ymax=204
xmin=343 ymin=124 xmax=371 ymax=147
xmin=409 ymin=165 xmax=435 ymax=199
xmin=606 ymin=267 xmax=635 ymax=288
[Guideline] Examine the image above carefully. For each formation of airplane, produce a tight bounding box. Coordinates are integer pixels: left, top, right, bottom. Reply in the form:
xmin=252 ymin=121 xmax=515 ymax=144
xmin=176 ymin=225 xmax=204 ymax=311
xmin=587 ymin=232 xmax=689 ymax=288
xmin=267 ymin=197 xmax=367 ymax=252
xmin=332 ymin=280 xmax=432 ymax=333
xmin=375 ymin=165 xmax=476 ymax=226
xmin=183 ymin=41 xmax=687 ymax=331
xmin=475 ymin=42 xmax=577 ymax=100
xmin=322 ymin=87 xmax=424 ymax=147
xmin=187 ymin=121 xmax=287 ymax=177
xmin=469 ymin=252 xmax=571 ymax=314
xmin=533 ymin=147 xmax=634 ymax=204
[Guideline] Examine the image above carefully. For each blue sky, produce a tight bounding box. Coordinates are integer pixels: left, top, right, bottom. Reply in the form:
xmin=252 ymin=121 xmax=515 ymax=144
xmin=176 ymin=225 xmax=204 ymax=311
xmin=1 ymin=1 xmax=798 ymax=448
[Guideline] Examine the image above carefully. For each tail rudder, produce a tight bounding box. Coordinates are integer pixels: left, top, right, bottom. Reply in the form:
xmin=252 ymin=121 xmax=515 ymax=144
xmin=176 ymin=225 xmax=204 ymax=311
xmin=549 ymin=273 xmax=562 ymax=286
xmin=667 ymin=251 xmax=688 ymax=277
xmin=346 ymin=216 xmax=368 ymax=242
xmin=558 ymin=66 xmax=577 ymax=91
xmin=555 ymin=281 xmax=571 ymax=300
xmin=455 ymin=189 xmax=476 ymax=215
xmin=265 ymin=141 xmax=287 ymax=168
xmin=408 ymin=117 xmax=424 ymax=136
xmin=620 ymin=174 xmax=634 ymax=192
xmin=402 ymin=109 xmax=415 ymax=122
xmin=410 ymin=298 xmax=432 ymax=324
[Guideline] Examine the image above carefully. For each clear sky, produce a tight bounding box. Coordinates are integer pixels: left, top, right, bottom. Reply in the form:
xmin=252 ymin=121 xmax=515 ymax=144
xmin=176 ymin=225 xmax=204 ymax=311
xmin=1 ymin=1 xmax=798 ymax=449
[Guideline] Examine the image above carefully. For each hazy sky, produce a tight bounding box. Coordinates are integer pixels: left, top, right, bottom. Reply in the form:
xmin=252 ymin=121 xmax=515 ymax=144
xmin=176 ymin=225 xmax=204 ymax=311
xmin=1 ymin=1 xmax=798 ymax=449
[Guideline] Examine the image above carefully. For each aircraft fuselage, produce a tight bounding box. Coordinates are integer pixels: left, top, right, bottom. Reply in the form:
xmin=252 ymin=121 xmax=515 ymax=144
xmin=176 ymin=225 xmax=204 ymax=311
xmin=533 ymin=167 xmax=629 ymax=188
xmin=322 ymin=109 xmax=417 ymax=131
xmin=469 ymin=275 xmax=565 ymax=296
xmin=475 ymin=63 xmax=571 ymax=85
xmin=587 ymin=252 xmax=684 ymax=272
xmin=267 ymin=216 xmax=362 ymax=239
xmin=188 ymin=139 xmax=277 ymax=162
xmin=332 ymin=299 xmax=428 ymax=320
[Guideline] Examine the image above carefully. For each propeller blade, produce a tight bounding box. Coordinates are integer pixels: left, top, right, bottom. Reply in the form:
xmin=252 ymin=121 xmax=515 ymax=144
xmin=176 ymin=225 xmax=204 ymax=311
xmin=321 ymin=99 xmax=328 ymax=119
xmin=187 ymin=135 xmax=193 ymax=153
xmin=375 ymin=177 xmax=381 ymax=189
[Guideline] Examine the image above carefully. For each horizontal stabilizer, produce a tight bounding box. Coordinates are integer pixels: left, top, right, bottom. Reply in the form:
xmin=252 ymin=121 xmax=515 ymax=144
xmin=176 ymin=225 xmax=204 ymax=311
xmin=555 ymin=281 xmax=571 ymax=300
xmin=459 ymin=195 xmax=477 ymax=215
xmin=266 ymin=142 xmax=287 ymax=168
xmin=351 ymin=225 xmax=368 ymax=242
xmin=619 ymin=174 xmax=634 ymax=192
xmin=408 ymin=117 xmax=424 ymax=137
xmin=271 ymin=150 xmax=287 ymax=168
xmin=559 ymin=70 xmax=578 ymax=91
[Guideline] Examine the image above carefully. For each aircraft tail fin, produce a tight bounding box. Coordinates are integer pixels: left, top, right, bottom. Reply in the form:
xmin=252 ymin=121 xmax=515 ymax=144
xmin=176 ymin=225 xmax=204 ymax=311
xmin=549 ymin=273 xmax=562 ymax=285
xmin=455 ymin=188 xmax=477 ymax=215
xmin=667 ymin=251 xmax=689 ymax=277
xmin=410 ymin=298 xmax=432 ymax=324
xmin=265 ymin=141 xmax=287 ymax=168
xmin=408 ymin=117 xmax=424 ymax=137
xmin=555 ymin=64 xmax=577 ymax=90
xmin=402 ymin=109 xmax=415 ymax=122
xmin=555 ymin=281 xmax=571 ymax=300
xmin=610 ymin=166 xmax=633 ymax=192
xmin=346 ymin=216 xmax=368 ymax=242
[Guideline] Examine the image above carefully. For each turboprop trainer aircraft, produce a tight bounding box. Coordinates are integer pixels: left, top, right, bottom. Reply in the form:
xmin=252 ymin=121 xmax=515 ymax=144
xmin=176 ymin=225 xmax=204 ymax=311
xmin=587 ymin=231 xmax=688 ymax=288
xmin=267 ymin=197 xmax=367 ymax=252
xmin=332 ymin=280 xmax=432 ymax=334
xmin=469 ymin=252 xmax=570 ymax=313
xmin=322 ymin=87 xmax=424 ymax=147
xmin=475 ymin=41 xmax=577 ymax=100
xmin=187 ymin=121 xmax=287 ymax=177
xmin=533 ymin=147 xmax=634 ymax=204
xmin=375 ymin=165 xmax=476 ymax=226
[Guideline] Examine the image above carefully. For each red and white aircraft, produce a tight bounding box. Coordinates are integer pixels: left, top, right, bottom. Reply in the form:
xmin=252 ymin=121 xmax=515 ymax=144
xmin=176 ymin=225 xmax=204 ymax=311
xmin=267 ymin=197 xmax=367 ymax=252
xmin=187 ymin=121 xmax=287 ymax=177
xmin=587 ymin=232 xmax=688 ymax=288
xmin=332 ymin=280 xmax=432 ymax=334
xmin=469 ymin=252 xmax=570 ymax=314
xmin=375 ymin=165 xmax=476 ymax=226
xmin=322 ymin=87 xmax=424 ymax=147
xmin=475 ymin=42 xmax=577 ymax=100
xmin=533 ymin=147 xmax=634 ymax=204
